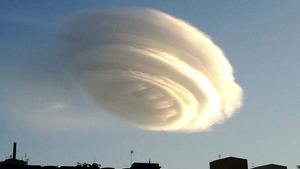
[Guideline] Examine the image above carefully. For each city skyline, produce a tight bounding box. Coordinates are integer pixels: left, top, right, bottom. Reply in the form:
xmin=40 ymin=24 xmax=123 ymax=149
xmin=0 ymin=142 xmax=291 ymax=169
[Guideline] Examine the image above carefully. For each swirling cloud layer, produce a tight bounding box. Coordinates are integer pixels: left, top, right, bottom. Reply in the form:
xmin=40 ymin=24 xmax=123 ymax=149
xmin=64 ymin=9 xmax=242 ymax=132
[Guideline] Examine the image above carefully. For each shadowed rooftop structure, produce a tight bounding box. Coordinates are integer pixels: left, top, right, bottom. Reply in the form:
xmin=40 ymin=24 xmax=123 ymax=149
xmin=253 ymin=164 xmax=287 ymax=169
xmin=210 ymin=157 xmax=248 ymax=169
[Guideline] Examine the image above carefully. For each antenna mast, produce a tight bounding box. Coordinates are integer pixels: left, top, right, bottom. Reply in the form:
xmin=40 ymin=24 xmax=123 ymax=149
xmin=130 ymin=150 xmax=134 ymax=165
xmin=13 ymin=142 xmax=17 ymax=160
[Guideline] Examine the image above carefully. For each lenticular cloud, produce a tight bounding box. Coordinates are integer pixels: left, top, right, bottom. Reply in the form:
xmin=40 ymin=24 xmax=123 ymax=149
xmin=64 ymin=8 xmax=243 ymax=132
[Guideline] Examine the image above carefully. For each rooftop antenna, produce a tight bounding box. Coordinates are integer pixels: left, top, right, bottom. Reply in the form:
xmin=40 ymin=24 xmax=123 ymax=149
xmin=148 ymin=158 xmax=151 ymax=164
xmin=218 ymin=154 xmax=221 ymax=159
xmin=130 ymin=150 xmax=134 ymax=165
xmin=13 ymin=142 xmax=17 ymax=160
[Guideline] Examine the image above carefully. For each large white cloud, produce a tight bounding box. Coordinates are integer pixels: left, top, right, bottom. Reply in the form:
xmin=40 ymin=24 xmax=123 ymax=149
xmin=64 ymin=8 xmax=243 ymax=132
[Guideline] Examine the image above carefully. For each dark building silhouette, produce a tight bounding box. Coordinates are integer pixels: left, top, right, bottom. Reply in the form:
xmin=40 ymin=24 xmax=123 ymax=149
xmin=253 ymin=164 xmax=287 ymax=169
xmin=0 ymin=143 xmax=289 ymax=169
xmin=0 ymin=142 xmax=28 ymax=168
xmin=210 ymin=157 xmax=248 ymax=169
xmin=0 ymin=143 xmax=101 ymax=169
xmin=130 ymin=163 xmax=160 ymax=169
xmin=0 ymin=143 xmax=161 ymax=169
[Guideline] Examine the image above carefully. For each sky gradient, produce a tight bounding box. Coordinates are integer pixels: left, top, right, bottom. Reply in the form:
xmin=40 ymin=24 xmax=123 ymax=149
xmin=1 ymin=1 xmax=300 ymax=169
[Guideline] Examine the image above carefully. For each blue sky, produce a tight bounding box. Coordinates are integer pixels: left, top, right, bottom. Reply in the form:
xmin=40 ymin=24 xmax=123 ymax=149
xmin=1 ymin=1 xmax=300 ymax=169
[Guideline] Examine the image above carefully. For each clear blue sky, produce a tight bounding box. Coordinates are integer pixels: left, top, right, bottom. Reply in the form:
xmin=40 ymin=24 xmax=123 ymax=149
xmin=1 ymin=1 xmax=300 ymax=169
